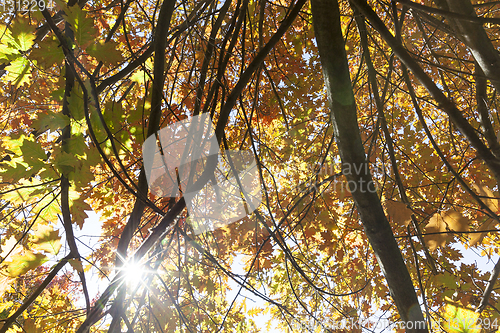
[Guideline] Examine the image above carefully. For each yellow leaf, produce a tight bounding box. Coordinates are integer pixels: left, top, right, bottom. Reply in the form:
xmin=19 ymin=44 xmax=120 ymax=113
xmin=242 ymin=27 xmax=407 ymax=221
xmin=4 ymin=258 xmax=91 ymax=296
xmin=31 ymin=224 xmax=62 ymax=255
xmin=442 ymin=298 xmax=480 ymax=333
xmin=86 ymin=41 xmax=122 ymax=65
xmin=10 ymin=18 xmax=35 ymax=52
xmin=471 ymin=183 xmax=499 ymax=213
xmin=470 ymin=218 xmax=496 ymax=246
xmin=1 ymin=236 xmax=20 ymax=259
xmin=3 ymin=57 xmax=31 ymax=87
xmin=5 ymin=251 xmax=47 ymax=277
xmin=0 ymin=276 xmax=15 ymax=299
xmin=424 ymin=210 xmax=469 ymax=251
xmin=248 ymin=307 xmax=263 ymax=316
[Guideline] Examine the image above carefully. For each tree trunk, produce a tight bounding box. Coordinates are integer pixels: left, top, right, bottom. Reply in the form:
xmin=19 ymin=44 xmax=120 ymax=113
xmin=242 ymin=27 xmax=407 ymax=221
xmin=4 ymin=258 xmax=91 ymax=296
xmin=310 ymin=0 xmax=428 ymax=331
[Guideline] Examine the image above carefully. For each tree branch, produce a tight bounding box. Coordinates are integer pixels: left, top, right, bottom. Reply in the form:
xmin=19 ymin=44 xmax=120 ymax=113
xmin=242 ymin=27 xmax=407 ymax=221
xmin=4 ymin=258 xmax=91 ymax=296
xmin=397 ymin=0 xmax=500 ymax=25
xmin=0 ymin=255 xmax=72 ymax=333
xmin=477 ymin=257 xmax=500 ymax=312
xmin=351 ymin=0 xmax=500 ymax=186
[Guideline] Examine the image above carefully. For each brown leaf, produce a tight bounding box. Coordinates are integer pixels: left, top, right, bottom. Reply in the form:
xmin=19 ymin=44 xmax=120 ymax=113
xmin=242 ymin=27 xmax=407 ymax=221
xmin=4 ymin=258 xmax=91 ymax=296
xmin=383 ymin=200 xmax=412 ymax=227
xmin=68 ymin=258 xmax=84 ymax=273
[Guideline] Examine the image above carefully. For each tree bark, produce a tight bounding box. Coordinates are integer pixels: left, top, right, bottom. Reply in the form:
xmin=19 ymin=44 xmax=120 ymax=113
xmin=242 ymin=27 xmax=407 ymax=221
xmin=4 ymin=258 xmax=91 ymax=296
xmin=311 ymin=0 xmax=427 ymax=331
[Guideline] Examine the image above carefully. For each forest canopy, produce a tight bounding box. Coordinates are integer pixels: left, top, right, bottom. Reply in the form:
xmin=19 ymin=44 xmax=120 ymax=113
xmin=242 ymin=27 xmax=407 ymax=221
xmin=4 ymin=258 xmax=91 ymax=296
xmin=1 ymin=0 xmax=500 ymax=331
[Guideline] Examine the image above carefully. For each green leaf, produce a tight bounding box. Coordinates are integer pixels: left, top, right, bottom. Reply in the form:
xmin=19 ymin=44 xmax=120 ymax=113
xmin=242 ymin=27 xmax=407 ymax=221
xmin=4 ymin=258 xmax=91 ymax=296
xmin=55 ymin=151 xmax=81 ymax=167
xmin=33 ymin=111 xmax=70 ymax=133
xmin=39 ymin=167 xmax=58 ymax=181
xmin=68 ymin=258 xmax=84 ymax=272
xmin=436 ymin=272 xmax=458 ymax=289
xmin=86 ymin=40 xmax=122 ymax=65
xmin=6 ymin=251 xmax=48 ymax=277
xmin=2 ymin=182 xmax=39 ymax=205
xmin=9 ymin=18 xmax=35 ymax=52
xmin=0 ymin=43 xmax=18 ymax=63
xmin=65 ymin=5 xmax=97 ymax=48
xmin=71 ymin=196 xmax=90 ymax=229
xmin=37 ymin=195 xmax=61 ymax=223
xmin=0 ymin=161 xmax=30 ymax=183
xmin=3 ymin=56 xmax=31 ymax=86
xmin=1 ymin=134 xmax=25 ymax=155
xmin=20 ymin=139 xmax=47 ymax=162
xmin=67 ymin=88 xmax=85 ymax=121
xmin=53 ymin=149 xmax=82 ymax=176
xmin=89 ymin=108 xmax=107 ymax=142
xmin=66 ymin=134 xmax=87 ymax=157
xmin=70 ymin=164 xmax=94 ymax=189
xmin=30 ymin=37 xmax=65 ymax=68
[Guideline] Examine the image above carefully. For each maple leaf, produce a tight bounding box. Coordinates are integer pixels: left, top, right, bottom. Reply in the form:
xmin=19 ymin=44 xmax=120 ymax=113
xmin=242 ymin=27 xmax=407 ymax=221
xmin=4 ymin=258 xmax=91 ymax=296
xmin=0 ymin=27 xmax=18 ymax=63
xmin=469 ymin=218 xmax=495 ymax=246
xmin=33 ymin=111 xmax=70 ymax=133
xmin=0 ymin=276 xmax=15 ymax=300
xmin=436 ymin=272 xmax=458 ymax=290
xmin=86 ymin=41 xmax=123 ymax=65
xmin=67 ymin=88 xmax=85 ymax=121
xmin=20 ymin=139 xmax=47 ymax=162
xmin=7 ymin=18 xmax=35 ymax=52
xmin=71 ymin=197 xmax=91 ymax=229
xmin=5 ymin=251 xmax=47 ymax=277
xmin=442 ymin=298 xmax=480 ymax=333
xmin=424 ymin=210 xmax=470 ymax=251
xmin=53 ymin=150 xmax=82 ymax=176
xmin=2 ymin=0 xmax=500 ymax=330
xmin=31 ymin=224 xmax=62 ymax=255
xmin=383 ymin=199 xmax=412 ymax=227
xmin=68 ymin=258 xmax=84 ymax=273
xmin=30 ymin=37 xmax=65 ymax=68
xmin=3 ymin=57 xmax=31 ymax=86
xmin=471 ymin=183 xmax=499 ymax=213
xmin=65 ymin=5 xmax=97 ymax=48
xmin=38 ymin=198 xmax=62 ymax=223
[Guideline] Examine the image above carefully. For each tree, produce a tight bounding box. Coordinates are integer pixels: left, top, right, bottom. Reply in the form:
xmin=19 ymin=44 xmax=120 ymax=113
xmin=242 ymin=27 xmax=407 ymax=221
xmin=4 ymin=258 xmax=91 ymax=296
xmin=0 ymin=0 xmax=500 ymax=331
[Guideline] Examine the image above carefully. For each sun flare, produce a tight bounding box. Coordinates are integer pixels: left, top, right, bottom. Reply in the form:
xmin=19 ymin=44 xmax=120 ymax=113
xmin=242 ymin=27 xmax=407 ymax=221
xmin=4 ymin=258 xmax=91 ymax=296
xmin=121 ymin=261 xmax=145 ymax=287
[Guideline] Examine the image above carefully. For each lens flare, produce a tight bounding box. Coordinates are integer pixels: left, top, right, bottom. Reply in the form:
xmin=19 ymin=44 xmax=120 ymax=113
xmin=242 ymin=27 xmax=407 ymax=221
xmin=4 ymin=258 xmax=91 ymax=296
xmin=122 ymin=261 xmax=144 ymax=287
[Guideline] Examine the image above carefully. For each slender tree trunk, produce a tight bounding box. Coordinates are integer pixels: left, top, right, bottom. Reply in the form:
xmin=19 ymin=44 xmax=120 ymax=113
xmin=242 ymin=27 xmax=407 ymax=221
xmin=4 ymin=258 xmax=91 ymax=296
xmin=310 ymin=0 xmax=427 ymax=331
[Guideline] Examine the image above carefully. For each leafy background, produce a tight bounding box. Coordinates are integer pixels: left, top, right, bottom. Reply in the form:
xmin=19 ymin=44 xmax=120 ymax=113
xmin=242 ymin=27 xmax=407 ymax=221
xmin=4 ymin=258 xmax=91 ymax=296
xmin=1 ymin=0 xmax=500 ymax=331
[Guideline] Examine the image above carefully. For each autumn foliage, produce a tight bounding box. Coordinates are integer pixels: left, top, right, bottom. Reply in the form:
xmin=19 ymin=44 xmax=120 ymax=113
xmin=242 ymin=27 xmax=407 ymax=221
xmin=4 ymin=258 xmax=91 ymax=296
xmin=1 ymin=0 xmax=500 ymax=331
